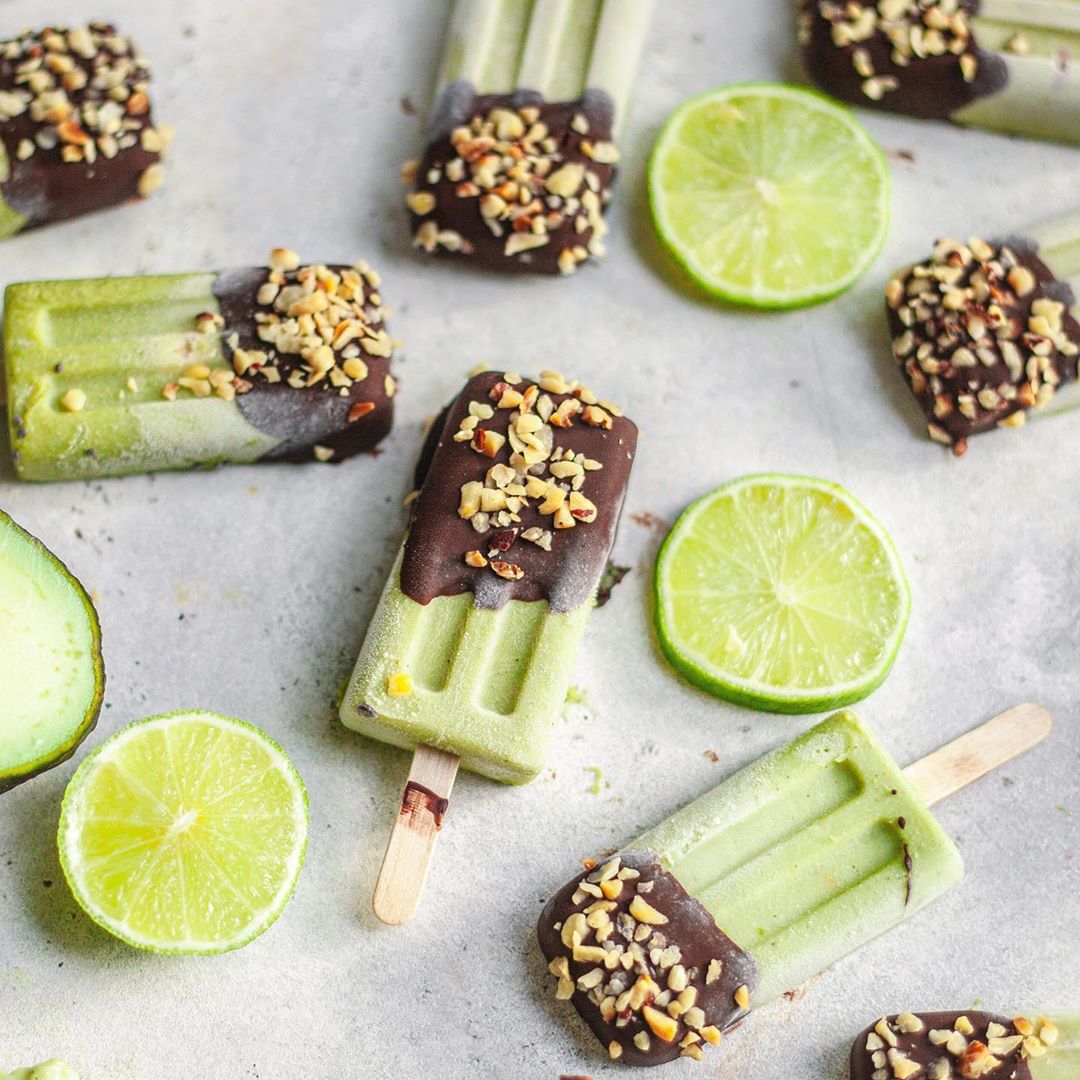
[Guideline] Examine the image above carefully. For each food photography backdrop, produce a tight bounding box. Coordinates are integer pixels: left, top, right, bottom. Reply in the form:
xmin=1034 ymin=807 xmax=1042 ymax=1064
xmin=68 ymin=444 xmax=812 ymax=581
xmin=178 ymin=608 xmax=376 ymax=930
xmin=1 ymin=1 xmax=1077 ymax=1077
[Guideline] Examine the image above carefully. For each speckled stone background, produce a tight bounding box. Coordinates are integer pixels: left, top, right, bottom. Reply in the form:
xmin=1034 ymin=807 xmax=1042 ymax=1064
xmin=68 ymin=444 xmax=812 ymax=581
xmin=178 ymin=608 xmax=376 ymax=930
xmin=1 ymin=2 xmax=1078 ymax=1078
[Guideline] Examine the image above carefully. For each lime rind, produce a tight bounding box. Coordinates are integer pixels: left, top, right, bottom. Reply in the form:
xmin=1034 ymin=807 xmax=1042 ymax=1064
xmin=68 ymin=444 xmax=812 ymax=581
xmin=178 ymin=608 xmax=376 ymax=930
xmin=58 ymin=710 xmax=308 ymax=955
xmin=654 ymin=474 xmax=911 ymax=714
xmin=648 ymin=82 xmax=892 ymax=310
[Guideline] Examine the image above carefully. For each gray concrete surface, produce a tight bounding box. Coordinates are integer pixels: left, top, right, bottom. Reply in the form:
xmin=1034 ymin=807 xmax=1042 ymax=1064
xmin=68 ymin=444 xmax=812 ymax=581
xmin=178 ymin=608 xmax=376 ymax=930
xmin=1 ymin=2 xmax=1077 ymax=1077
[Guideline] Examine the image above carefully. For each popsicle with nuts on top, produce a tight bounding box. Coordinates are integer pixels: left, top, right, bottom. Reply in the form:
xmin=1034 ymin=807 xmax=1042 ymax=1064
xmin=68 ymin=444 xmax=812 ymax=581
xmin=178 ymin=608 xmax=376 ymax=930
xmin=4 ymin=249 xmax=396 ymax=479
xmin=886 ymin=218 xmax=1080 ymax=455
xmin=850 ymin=1011 xmax=1078 ymax=1080
xmin=798 ymin=0 xmax=1080 ymax=144
xmin=340 ymin=368 xmax=637 ymax=923
xmin=539 ymin=706 xmax=1052 ymax=1066
xmin=404 ymin=0 xmax=654 ymax=274
xmin=0 ymin=22 xmax=169 ymax=239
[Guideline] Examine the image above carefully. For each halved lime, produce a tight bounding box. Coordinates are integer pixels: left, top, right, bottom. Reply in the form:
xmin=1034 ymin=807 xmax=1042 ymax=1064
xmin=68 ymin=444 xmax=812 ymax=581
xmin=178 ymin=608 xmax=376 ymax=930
xmin=655 ymin=475 xmax=910 ymax=713
xmin=58 ymin=710 xmax=308 ymax=954
xmin=648 ymin=83 xmax=891 ymax=308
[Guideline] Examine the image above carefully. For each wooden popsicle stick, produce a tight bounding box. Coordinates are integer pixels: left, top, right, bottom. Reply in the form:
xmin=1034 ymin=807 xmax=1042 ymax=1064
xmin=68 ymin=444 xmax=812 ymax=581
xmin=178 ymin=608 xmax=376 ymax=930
xmin=902 ymin=703 xmax=1053 ymax=808
xmin=372 ymin=744 xmax=460 ymax=925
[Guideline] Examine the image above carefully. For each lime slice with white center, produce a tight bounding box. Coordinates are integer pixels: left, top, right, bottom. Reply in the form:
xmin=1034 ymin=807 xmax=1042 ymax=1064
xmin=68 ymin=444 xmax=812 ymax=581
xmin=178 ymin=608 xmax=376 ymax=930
xmin=58 ymin=710 xmax=308 ymax=954
xmin=655 ymin=475 xmax=910 ymax=713
xmin=648 ymin=83 xmax=891 ymax=308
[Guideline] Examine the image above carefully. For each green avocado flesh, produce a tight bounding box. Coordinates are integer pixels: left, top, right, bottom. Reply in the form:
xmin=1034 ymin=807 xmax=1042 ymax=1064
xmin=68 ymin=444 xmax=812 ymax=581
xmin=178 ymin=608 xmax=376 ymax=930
xmin=0 ymin=1063 xmax=79 ymax=1080
xmin=0 ymin=510 xmax=103 ymax=791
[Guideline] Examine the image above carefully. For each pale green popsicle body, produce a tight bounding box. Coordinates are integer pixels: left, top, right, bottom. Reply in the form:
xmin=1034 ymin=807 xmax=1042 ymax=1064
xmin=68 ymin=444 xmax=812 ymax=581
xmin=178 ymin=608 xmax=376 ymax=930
xmin=4 ymin=274 xmax=275 ymax=481
xmin=1032 ymin=1015 xmax=1080 ymax=1080
xmin=957 ymin=0 xmax=1080 ymax=144
xmin=635 ymin=712 xmax=964 ymax=1005
xmin=435 ymin=0 xmax=654 ymax=136
xmin=340 ymin=548 xmax=592 ymax=784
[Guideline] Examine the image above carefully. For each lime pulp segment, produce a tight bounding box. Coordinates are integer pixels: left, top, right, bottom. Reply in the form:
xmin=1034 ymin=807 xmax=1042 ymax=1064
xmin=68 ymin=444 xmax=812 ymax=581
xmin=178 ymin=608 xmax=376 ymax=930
xmin=648 ymin=83 xmax=891 ymax=308
xmin=655 ymin=475 xmax=910 ymax=713
xmin=58 ymin=710 xmax=308 ymax=954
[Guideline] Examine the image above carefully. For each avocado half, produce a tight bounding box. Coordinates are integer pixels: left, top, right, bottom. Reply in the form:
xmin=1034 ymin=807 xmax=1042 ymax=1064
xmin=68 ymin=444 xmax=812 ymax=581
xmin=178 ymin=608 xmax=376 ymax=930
xmin=0 ymin=509 xmax=104 ymax=792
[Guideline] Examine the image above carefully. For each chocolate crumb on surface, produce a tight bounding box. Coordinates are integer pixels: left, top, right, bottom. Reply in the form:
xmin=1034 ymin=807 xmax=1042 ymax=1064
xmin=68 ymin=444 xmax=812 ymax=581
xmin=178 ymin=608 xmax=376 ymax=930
xmin=401 ymin=370 xmax=636 ymax=612
xmin=405 ymin=90 xmax=618 ymax=275
xmin=538 ymin=852 xmax=757 ymax=1067
xmin=886 ymin=236 xmax=1079 ymax=454
xmin=798 ymin=1 xmax=1007 ymax=119
xmin=849 ymin=1011 xmax=1061 ymax=1080
xmin=0 ymin=22 xmax=169 ymax=231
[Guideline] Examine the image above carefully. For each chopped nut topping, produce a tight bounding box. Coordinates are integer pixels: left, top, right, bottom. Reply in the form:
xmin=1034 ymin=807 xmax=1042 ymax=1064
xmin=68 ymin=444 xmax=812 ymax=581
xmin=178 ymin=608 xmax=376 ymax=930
xmin=165 ymin=252 xmax=393 ymax=425
xmin=541 ymin=854 xmax=754 ymax=1066
xmin=803 ymin=1 xmax=984 ymax=106
xmin=629 ymin=895 xmax=669 ymax=926
xmin=0 ymin=22 xmax=167 ymax=187
xmin=888 ymin=236 xmax=1079 ymax=453
xmin=859 ymin=1013 xmax=1051 ymax=1080
xmin=406 ymin=99 xmax=616 ymax=274
xmin=59 ymin=387 xmax=86 ymax=412
xmin=440 ymin=370 xmax=625 ymax=588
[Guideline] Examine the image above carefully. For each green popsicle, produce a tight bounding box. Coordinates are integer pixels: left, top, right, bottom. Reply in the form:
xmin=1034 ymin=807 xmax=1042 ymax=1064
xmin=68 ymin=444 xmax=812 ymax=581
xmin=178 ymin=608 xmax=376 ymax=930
xmin=799 ymin=0 xmax=1080 ymax=145
xmin=4 ymin=251 xmax=395 ymax=480
xmin=340 ymin=369 xmax=638 ymax=923
xmin=538 ymin=705 xmax=1051 ymax=1065
xmin=635 ymin=711 xmax=964 ymax=1007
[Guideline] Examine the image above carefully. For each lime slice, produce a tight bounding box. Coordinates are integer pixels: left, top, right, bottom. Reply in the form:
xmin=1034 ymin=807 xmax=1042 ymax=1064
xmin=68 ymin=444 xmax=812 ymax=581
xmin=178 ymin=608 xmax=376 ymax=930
xmin=648 ymin=83 xmax=891 ymax=308
xmin=58 ymin=710 xmax=308 ymax=954
xmin=655 ymin=475 xmax=910 ymax=713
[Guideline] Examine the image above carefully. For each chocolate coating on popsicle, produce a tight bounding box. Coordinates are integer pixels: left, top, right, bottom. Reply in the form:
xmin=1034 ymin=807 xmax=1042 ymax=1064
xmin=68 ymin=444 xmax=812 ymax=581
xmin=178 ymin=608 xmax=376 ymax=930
xmin=850 ymin=1012 xmax=1042 ymax=1079
xmin=211 ymin=259 xmax=395 ymax=463
xmin=0 ymin=23 xmax=165 ymax=233
xmin=886 ymin=236 xmax=1079 ymax=455
xmin=407 ymin=88 xmax=617 ymax=275
xmin=798 ymin=1 xmax=1007 ymax=120
xmin=400 ymin=370 xmax=636 ymax=612
xmin=538 ymin=851 xmax=757 ymax=1067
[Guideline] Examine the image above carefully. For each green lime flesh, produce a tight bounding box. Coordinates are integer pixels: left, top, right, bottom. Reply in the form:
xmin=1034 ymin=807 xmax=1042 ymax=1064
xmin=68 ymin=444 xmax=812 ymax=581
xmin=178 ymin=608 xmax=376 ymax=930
xmin=655 ymin=475 xmax=910 ymax=714
xmin=648 ymin=83 xmax=891 ymax=309
xmin=0 ymin=510 xmax=103 ymax=792
xmin=58 ymin=710 xmax=308 ymax=954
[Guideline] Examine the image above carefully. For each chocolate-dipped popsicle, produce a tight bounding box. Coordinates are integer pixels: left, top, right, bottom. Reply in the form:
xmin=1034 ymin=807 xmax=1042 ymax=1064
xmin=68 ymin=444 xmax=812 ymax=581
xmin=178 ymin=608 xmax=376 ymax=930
xmin=886 ymin=222 xmax=1080 ymax=455
xmin=798 ymin=1 xmax=1080 ymax=145
xmin=340 ymin=369 xmax=638 ymax=923
xmin=539 ymin=706 xmax=1053 ymax=1067
xmin=4 ymin=250 xmax=396 ymax=480
xmin=403 ymin=0 xmax=654 ymax=275
xmin=0 ymin=22 xmax=169 ymax=239
xmin=850 ymin=1011 xmax=1069 ymax=1080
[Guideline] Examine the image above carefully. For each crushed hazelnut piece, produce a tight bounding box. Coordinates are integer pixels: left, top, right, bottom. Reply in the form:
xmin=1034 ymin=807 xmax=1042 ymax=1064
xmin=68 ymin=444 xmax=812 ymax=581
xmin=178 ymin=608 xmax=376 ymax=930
xmin=59 ymin=388 xmax=87 ymax=412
